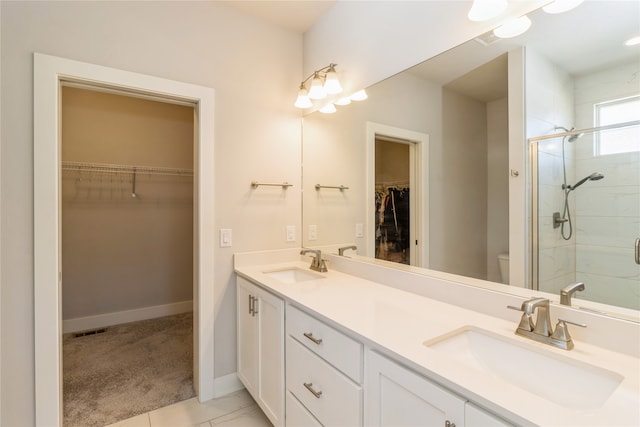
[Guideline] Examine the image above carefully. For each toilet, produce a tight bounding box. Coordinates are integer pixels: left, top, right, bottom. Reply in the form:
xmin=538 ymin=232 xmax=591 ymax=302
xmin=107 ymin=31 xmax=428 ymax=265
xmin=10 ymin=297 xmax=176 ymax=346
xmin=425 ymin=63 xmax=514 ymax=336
xmin=498 ymin=253 xmax=510 ymax=284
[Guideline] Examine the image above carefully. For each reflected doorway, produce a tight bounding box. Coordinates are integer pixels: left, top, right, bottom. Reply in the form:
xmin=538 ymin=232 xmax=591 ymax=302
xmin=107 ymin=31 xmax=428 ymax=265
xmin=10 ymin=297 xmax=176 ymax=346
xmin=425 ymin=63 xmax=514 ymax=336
xmin=366 ymin=122 xmax=429 ymax=268
xmin=375 ymin=138 xmax=411 ymax=264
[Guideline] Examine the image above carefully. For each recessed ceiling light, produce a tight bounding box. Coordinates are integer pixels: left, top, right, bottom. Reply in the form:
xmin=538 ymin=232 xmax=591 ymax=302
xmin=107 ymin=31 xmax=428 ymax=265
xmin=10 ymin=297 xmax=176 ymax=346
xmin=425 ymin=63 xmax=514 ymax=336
xmin=625 ymin=36 xmax=640 ymax=46
xmin=493 ymin=16 xmax=532 ymax=39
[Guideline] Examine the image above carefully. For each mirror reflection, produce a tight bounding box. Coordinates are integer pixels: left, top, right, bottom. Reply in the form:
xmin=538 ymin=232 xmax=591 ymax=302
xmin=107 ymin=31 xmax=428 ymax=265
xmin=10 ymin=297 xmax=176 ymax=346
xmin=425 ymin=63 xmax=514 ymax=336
xmin=302 ymin=1 xmax=640 ymax=318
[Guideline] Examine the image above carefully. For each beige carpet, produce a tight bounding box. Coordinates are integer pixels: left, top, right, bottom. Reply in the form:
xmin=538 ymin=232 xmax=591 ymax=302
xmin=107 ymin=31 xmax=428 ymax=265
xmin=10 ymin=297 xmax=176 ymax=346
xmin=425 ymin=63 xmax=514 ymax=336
xmin=63 ymin=312 xmax=195 ymax=427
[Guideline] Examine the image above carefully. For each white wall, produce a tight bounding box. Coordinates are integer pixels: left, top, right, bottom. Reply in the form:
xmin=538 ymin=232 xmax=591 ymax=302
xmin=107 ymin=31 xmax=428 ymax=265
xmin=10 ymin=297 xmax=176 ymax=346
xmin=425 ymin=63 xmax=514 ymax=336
xmin=0 ymin=2 xmax=301 ymax=425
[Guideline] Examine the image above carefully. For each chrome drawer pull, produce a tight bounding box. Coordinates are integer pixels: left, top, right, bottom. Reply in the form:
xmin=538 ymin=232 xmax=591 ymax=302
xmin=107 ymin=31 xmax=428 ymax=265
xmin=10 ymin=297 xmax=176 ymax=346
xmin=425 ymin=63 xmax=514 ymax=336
xmin=303 ymin=332 xmax=323 ymax=345
xmin=303 ymin=382 xmax=323 ymax=399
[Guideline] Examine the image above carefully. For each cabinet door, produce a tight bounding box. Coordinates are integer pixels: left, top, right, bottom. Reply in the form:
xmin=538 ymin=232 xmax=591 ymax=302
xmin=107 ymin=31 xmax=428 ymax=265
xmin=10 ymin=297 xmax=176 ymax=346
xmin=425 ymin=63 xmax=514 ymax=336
xmin=366 ymin=351 xmax=465 ymax=427
xmin=256 ymin=285 xmax=285 ymax=426
xmin=237 ymin=278 xmax=259 ymax=394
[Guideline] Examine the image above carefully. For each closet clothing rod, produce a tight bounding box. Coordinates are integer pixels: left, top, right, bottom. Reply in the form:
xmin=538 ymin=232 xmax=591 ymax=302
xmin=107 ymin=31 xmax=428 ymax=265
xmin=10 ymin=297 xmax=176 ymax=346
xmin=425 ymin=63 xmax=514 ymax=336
xmin=61 ymin=161 xmax=194 ymax=177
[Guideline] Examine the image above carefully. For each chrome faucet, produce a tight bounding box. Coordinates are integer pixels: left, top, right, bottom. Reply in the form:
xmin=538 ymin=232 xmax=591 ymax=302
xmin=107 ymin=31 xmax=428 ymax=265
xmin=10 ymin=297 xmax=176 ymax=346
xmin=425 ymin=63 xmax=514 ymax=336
xmin=508 ymin=297 xmax=586 ymax=350
xmin=300 ymin=249 xmax=328 ymax=272
xmin=338 ymin=245 xmax=357 ymax=256
xmin=560 ymin=282 xmax=585 ymax=306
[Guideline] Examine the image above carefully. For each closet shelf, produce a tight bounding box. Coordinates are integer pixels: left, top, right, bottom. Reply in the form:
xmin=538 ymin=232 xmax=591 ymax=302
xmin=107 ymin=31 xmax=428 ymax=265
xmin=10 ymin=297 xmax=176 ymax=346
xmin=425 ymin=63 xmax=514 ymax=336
xmin=61 ymin=161 xmax=194 ymax=177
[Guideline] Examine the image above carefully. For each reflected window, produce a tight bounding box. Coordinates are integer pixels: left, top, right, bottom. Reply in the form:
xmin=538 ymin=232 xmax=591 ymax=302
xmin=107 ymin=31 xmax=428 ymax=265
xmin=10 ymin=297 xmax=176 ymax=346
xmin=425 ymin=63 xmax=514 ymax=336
xmin=595 ymin=95 xmax=640 ymax=156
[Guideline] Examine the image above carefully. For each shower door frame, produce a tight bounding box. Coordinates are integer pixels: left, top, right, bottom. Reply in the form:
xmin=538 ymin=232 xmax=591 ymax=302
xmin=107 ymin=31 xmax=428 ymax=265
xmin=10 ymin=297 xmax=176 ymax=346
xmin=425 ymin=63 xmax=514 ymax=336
xmin=528 ymin=120 xmax=640 ymax=291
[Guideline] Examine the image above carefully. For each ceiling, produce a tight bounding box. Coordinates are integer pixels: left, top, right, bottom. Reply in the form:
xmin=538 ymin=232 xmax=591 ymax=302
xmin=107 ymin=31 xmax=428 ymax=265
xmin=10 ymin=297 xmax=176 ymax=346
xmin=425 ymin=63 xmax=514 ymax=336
xmin=219 ymin=0 xmax=336 ymax=33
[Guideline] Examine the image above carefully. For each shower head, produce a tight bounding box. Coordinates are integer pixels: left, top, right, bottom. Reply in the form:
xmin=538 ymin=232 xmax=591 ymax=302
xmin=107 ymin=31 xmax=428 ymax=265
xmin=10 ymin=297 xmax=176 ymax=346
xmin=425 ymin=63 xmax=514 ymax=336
xmin=555 ymin=126 xmax=584 ymax=142
xmin=567 ymin=172 xmax=604 ymax=191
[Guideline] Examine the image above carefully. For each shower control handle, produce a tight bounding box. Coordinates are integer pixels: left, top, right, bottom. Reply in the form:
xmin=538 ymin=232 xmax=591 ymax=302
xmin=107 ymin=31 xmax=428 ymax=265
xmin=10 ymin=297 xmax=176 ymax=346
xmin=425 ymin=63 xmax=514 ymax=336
xmin=635 ymin=238 xmax=640 ymax=265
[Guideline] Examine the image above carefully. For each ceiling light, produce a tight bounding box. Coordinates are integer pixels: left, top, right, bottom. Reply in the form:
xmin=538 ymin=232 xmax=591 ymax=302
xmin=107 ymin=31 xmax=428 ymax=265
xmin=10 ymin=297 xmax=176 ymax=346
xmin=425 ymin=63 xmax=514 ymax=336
xmin=542 ymin=0 xmax=584 ymax=14
xmin=294 ymin=84 xmax=313 ymax=109
xmin=294 ymin=63 xmax=343 ymax=108
xmin=625 ymin=36 xmax=640 ymax=47
xmin=493 ymin=15 xmax=532 ymax=39
xmin=319 ymin=103 xmax=336 ymax=114
xmin=350 ymin=89 xmax=368 ymax=101
xmin=468 ymin=0 xmax=508 ymax=22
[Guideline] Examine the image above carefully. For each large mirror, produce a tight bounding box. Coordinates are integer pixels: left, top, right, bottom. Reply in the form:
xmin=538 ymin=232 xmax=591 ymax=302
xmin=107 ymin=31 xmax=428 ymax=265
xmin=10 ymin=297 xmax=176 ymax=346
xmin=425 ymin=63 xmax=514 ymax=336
xmin=302 ymin=1 xmax=640 ymax=320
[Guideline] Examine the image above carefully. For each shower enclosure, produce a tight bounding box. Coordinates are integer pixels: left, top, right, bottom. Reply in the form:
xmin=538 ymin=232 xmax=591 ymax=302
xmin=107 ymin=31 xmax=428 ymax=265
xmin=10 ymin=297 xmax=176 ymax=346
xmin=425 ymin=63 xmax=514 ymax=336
xmin=531 ymin=121 xmax=640 ymax=311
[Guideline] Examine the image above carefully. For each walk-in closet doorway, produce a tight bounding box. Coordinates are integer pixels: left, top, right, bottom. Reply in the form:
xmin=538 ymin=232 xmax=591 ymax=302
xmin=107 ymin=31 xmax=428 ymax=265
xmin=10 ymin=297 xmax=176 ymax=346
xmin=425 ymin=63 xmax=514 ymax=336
xmin=34 ymin=54 xmax=216 ymax=426
xmin=60 ymin=85 xmax=196 ymax=425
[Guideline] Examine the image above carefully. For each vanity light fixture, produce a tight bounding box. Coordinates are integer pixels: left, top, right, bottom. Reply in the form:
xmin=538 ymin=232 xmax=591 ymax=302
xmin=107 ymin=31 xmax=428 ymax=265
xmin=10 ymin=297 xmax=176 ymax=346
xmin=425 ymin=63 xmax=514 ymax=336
xmin=493 ymin=15 xmax=532 ymax=38
xmin=542 ymin=0 xmax=584 ymax=14
xmin=467 ymin=0 xmax=507 ymax=22
xmin=319 ymin=103 xmax=337 ymax=114
xmin=294 ymin=63 xmax=342 ymax=108
xmin=350 ymin=89 xmax=368 ymax=101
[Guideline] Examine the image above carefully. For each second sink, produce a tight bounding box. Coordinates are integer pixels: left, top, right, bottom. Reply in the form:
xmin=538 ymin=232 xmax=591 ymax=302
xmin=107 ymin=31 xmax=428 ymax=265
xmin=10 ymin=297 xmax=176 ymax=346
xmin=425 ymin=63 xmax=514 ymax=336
xmin=263 ymin=267 xmax=326 ymax=284
xmin=424 ymin=326 xmax=623 ymax=410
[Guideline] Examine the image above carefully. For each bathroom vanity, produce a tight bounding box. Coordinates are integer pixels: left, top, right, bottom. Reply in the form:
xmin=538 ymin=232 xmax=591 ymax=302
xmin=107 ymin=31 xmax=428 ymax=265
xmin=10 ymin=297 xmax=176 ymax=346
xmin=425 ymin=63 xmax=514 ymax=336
xmin=234 ymin=249 xmax=640 ymax=427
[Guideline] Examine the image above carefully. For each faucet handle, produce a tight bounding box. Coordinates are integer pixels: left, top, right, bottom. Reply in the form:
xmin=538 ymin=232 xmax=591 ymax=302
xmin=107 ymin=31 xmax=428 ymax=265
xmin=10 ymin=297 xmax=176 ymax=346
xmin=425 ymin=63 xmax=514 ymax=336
xmin=551 ymin=318 xmax=586 ymax=349
xmin=507 ymin=305 xmax=534 ymax=332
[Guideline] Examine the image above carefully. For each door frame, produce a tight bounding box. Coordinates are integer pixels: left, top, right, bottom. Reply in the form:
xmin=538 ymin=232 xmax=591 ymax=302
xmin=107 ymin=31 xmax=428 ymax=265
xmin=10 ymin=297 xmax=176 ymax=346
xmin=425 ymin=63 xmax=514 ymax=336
xmin=366 ymin=122 xmax=429 ymax=268
xmin=33 ymin=53 xmax=216 ymax=426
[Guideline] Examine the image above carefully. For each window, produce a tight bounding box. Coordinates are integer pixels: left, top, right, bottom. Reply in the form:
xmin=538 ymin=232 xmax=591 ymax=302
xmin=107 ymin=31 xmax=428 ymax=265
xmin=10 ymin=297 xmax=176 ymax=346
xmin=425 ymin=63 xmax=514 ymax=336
xmin=595 ymin=95 xmax=640 ymax=155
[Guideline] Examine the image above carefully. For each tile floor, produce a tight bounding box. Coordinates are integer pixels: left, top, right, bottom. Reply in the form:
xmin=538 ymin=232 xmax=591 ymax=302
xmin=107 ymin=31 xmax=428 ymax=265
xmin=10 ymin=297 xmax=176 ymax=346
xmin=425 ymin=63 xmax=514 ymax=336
xmin=105 ymin=389 xmax=272 ymax=427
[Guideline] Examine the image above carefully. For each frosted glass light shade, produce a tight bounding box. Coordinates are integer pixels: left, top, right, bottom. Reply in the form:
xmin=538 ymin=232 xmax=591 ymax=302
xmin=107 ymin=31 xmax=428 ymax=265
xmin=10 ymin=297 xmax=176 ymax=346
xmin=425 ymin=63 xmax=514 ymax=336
xmin=624 ymin=36 xmax=640 ymax=46
xmin=493 ymin=15 xmax=531 ymax=38
xmin=308 ymin=73 xmax=327 ymax=99
xmin=334 ymin=97 xmax=352 ymax=106
xmin=294 ymin=86 xmax=313 ymax=109
xmin=542 ymin=0 xmax=584 ymax=14
xmin=468 ymin=0 xmax=507 ymax=22
xmin=350 ymin=89 xmax=368 ymax=101
xmin=319 ymin=103 xmax=336 ymax=114
xmin=323 ymin=67 xmax=343 ymax=95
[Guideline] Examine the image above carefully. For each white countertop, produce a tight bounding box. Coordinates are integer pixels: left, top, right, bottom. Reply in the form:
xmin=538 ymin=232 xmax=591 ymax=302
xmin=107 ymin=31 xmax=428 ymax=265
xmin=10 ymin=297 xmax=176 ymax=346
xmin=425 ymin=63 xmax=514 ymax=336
xmin=235 ymin=259 xmax=640 ymax=426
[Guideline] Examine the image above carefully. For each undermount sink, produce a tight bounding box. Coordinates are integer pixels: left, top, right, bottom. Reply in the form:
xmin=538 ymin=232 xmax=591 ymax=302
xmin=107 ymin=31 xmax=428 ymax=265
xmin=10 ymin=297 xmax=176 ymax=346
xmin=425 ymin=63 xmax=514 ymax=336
xmin=263 ymin=267 xmax=326 ymax=284
xmin=424 ymin=327 xmax=623 ymax=409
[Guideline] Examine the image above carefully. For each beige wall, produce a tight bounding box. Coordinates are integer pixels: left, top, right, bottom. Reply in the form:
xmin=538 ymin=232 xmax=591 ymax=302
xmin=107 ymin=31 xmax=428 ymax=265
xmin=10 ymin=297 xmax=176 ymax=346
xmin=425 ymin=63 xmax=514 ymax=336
xmin=437 ymin=87 xmax=487 ymax=280
xmin=486 ymin=97 xmax=509 ymax=283
xmin=61 ymin=87 xmax=194 ymax=320
xmin=1 ymin=2 xmax=301 ymax=424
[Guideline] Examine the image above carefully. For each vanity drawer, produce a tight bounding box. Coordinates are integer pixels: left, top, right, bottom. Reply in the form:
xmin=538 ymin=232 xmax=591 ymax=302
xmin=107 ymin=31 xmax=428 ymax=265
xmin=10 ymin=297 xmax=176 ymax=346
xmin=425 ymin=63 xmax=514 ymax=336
xmin=287 ymin=304 xmax=363 ymax=382
xmin=286 ymin=336 xmax=362 ymax=426
xmin=285 ymin=391 xmax=322 ymax=427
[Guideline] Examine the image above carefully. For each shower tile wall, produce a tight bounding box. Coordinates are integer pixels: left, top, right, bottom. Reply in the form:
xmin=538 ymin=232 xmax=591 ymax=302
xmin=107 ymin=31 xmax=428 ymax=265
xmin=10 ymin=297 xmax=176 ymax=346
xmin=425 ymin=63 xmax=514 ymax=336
xmin=572 ymin=62 xmax=640 ymax=310
xmin=526 ymin=48 xmax=576 ymax=294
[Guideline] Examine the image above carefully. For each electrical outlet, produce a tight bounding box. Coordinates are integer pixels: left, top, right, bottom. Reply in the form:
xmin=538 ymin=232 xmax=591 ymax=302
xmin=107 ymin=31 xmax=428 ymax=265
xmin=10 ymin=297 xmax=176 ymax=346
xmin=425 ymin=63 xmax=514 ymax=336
xmin=308 ymin=224 xmax=317 ymax=241
xmin=286 ymin=225 xmax=296 ymax=242
xmin=355 ymin=223 xmax=364 ymax=238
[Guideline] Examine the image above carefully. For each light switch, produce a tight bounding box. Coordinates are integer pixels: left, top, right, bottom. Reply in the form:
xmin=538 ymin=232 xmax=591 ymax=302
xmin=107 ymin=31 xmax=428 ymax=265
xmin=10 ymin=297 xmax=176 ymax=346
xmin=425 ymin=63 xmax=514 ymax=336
xmin=355 ymin=223 xmax=364 ymax=238
xmin=308 ymin=224 xmax=317 ymax=241
xmin=220 ymin=228 xmax=232 ymax=247
xmin=286 ymin=225 xmax=296 ymax=242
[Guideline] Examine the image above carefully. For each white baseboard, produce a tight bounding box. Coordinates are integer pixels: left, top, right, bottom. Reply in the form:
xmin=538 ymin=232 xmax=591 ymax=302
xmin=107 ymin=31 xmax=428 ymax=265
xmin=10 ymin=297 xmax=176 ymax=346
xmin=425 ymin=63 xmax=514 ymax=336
xmin=211 ymin=373 xmax=245 ymax=399
xmin=63 ymin=300 xmax=193 ymax=333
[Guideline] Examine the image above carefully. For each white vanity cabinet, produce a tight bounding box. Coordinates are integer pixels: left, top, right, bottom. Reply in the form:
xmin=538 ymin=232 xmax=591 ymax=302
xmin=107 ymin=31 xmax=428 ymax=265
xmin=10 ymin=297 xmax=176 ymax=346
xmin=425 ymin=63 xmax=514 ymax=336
xmin=236 ymin=276 xmax=285 ymax=427
xmin=285 ymin=304 xmax=364 ymax=426
xmin=366 ymin=351 xmax=512 ymax=427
